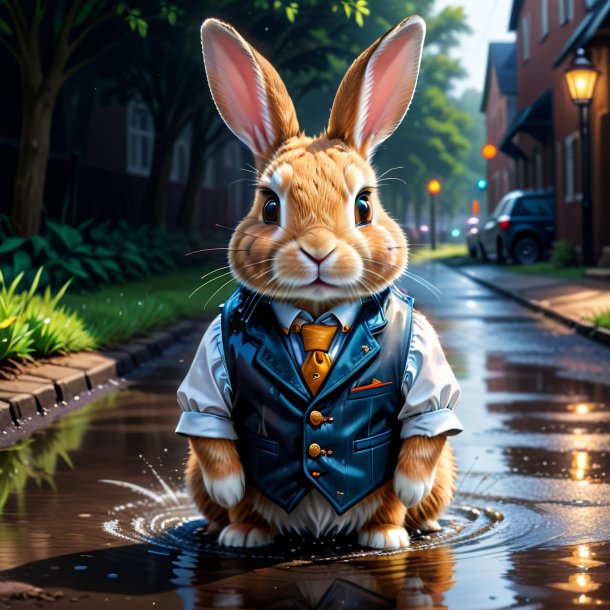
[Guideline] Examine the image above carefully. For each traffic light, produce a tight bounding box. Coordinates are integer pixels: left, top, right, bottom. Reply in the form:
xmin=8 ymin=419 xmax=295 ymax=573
xmin=472 ymin=200 xmax=480 ymax=216
xmin=476 ymin=178 xmax=487 ymax=190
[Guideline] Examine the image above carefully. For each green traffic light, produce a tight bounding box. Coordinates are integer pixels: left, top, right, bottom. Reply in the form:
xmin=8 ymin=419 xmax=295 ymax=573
xmin=476 ymin=178 xmax=487 ymax=190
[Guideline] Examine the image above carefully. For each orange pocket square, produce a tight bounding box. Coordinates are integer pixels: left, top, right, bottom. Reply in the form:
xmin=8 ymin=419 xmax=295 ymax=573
xmin=350 ymin=379 xmax=393 ymax=392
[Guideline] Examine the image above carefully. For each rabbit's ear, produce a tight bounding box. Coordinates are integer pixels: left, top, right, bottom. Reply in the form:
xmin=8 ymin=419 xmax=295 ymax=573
xmin=201 ymin=19 xmax=299 ymax=164
xmin=327 ymin=16 xmax=425 ymax=158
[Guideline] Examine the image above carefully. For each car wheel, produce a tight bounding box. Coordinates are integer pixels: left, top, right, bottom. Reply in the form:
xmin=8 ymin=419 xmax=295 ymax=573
xmin=468 ymin=245 xmax=477 ymax=258
xmin=512 ymin=236 xmax=540 ymax=265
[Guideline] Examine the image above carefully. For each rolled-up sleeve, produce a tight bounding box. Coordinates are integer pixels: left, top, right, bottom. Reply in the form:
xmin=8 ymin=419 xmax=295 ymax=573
xmin=175 ymin=315 xmax=237 ymax=439
xmin=398 ymin=312 xmax=463 ymax=439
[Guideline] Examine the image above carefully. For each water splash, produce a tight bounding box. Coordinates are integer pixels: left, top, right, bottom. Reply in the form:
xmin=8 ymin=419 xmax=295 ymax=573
xmin=100 ymin=462 xmax=516 ymax=561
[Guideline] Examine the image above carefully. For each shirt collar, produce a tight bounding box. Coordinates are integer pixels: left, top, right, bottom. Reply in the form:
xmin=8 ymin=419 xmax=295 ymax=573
xmin=270 ymin=299 xmax=361 ymax=331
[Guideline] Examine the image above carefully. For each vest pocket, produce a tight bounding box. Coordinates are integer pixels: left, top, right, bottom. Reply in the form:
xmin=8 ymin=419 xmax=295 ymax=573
xmin=353 ymin=429 xmax=394 ymax=452
xmin=347 ymin=381 xmax=394 ymax=400
xmin=241 ymin=428 xmax=280 ymax=454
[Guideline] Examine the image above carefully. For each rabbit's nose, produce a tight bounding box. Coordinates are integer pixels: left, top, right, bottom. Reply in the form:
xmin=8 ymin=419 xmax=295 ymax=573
xmin=300 ymin=247 xmax=334 ymax=265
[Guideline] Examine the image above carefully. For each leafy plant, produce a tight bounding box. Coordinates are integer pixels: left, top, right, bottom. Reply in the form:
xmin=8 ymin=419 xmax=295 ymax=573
xmin=550 ymin=240 xmax=578 ymax=269
xmin=0 ymin=268 xmax=95 ymax=362
xmin=0 ymin=216 xmax=208 ymax=292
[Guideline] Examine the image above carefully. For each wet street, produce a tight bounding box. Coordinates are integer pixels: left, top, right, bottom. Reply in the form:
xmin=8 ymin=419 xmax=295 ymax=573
xmin=1 ymin=260 xmax=610 ymax=609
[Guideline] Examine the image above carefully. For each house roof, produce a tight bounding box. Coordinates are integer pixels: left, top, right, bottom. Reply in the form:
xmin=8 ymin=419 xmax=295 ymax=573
xmin=554 ymin=0 xmax=610 ymax=67
xmin=480 ymin=42 xmax=517 ymax=112
xmin=500 ymin=90 xmax=552 ymax=158
xmin=509 ymin=0 xmax=524 ymax=31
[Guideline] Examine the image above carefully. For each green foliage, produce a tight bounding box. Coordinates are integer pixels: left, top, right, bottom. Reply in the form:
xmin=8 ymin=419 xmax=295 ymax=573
xmin=550 ymin=240 xmax=578 ymax=269
xmin=0 ymin=217 xmax=205 ymax=292
xmin=589 ymin=310 xmax=610 ymax=330
xmin=0 ymin=268 xmax=95 ymax=361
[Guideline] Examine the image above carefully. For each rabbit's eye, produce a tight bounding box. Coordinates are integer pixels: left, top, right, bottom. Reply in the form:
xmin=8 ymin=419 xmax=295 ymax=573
xmin=355 ymin=192 xmax=372 ymax=226
xmin=262 ymin=198 xmax=279 ymax=224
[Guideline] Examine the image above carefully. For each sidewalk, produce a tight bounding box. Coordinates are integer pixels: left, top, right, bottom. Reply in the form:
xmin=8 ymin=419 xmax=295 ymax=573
xmin=448 ymin=262 xmax=610 ymax=346
xmin=0 ymin=319 xmax=208 ymax=447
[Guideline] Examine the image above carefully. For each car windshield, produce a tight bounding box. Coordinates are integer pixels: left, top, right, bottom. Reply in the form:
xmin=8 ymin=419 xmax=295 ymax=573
xmin=491 ymin=197 xmax=513 ymax=218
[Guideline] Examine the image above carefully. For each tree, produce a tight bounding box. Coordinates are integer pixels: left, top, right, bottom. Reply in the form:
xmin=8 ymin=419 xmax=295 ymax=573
xmin=0 ymin=0 xmax=176 ymax=236
xmin=106 ymin=0 xmax=373 ymax=229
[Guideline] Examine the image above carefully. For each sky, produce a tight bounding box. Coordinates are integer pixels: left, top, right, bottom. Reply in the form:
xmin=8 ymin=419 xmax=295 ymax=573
xmin=435 ymin=0 xmax=516 ymax=95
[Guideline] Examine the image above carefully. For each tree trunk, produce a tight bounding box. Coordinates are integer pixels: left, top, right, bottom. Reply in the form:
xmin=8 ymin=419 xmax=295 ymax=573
xmin=146 ymin=132 xmax=174 ymax=228
xmin=178 ymin=137 xmax=207 ymax=231
xmin=10 ymin=88 xmax=57 ymax=236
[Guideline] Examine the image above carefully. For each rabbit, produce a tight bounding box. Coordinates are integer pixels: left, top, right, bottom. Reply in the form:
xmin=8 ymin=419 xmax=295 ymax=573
xmin=178 ymin=15 xmax=463 ymax=551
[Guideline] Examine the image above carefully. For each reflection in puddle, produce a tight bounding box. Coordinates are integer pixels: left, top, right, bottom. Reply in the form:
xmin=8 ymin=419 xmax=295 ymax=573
xmin=510 ymin=543 xmax=610 ymax=608
xmin=503 ymin=447 xmax=608 ymax=484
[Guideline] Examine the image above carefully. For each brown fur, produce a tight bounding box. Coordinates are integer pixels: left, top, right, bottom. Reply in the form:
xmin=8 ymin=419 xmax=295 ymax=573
xmin=186 ymin=17 xmax=457 ymax=545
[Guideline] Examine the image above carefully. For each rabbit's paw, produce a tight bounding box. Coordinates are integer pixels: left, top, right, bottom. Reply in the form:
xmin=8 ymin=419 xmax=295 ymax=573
xmin=358 ymin=525 xmax=409 ymax=550
xmin=394 ymin=469 xmax=436 ymax=508
xmin=218 ymin=523 xmax=274 ymax=548
xmin=202 ymin=469 xmax=245 ymax=509
xmin=418 ymin=519 xmax=441 ymax=533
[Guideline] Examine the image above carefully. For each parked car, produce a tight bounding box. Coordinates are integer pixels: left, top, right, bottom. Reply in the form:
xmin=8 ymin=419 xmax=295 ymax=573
xmin=478 ymin=190 xmax=555 ymax=264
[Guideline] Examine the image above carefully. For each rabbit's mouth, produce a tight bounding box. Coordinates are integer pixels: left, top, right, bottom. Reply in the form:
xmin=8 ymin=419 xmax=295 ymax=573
xmin=311 ymin=279 xmax=336 ymax=289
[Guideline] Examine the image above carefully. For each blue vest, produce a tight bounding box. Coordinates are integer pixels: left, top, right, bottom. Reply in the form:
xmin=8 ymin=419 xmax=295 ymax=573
xmin=220 ymin=285 xmax=414 ymax=515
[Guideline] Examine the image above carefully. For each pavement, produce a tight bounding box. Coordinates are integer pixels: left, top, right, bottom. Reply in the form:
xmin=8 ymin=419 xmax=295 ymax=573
xmin=448 ymin=261 xmax=610 ymax=346
xmin=0 ymin=320 xmax=203 ymax=447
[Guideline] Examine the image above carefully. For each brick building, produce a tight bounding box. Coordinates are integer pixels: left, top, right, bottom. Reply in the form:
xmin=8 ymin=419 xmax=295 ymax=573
xmin=484 ymin=0 xmax=610 ymax=264
xmin=481 ymin=42 xmax=518 ymax=214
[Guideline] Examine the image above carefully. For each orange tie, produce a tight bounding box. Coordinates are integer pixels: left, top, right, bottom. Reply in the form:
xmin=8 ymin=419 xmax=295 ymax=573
xmin=299 ymin=323 xmax=338 ymax=396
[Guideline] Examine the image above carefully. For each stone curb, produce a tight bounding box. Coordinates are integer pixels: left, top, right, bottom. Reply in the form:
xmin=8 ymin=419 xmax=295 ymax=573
xmin=0 ymin=318 xmax=207 ymax=441
xmin=448 ymin=263 xmax=610 ymax=347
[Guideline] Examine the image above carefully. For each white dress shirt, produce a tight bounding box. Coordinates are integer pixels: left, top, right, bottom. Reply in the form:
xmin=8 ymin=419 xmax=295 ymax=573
xmin=176 ymin=301 xmax=462 ymax=440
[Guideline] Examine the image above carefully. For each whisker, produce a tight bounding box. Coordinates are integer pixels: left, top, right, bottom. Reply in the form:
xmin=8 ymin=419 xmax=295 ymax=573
xmin=189 ymin=270 xmax=235 ymax=298
xmin=403 ymin=271 xmax=442 ymax=299
xmin=204 ymin=276 xmax=238 ymax=309
xmin=376 ymin=166 xmax=404 ymax=180
xmin=215 ymin=223 xmax=283 ymax=246
xmin=377 ymin=176 xmax=407 ymax=185
xmin=191 ymin=258 xmax=275 ymax=299
xmin=185 ymin=247 xmax=250 ymax=257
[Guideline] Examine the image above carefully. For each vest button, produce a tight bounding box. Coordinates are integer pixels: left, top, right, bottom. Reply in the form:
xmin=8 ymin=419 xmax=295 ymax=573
xmin=309 ymin=411 xmax=324 ymax=426
xmin=308 ymin=443 xmax=321 ymax=458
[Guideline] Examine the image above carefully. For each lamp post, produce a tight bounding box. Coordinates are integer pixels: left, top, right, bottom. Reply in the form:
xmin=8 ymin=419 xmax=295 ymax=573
xmin=427 ymin=179 xmax=441 ymax=250
xmin=564 ymin=48 xmax=600 ymax=266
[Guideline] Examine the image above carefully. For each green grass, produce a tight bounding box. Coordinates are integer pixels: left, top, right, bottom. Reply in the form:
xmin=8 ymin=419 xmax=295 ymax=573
xmin=63 ymin=265 xmax=236 ymax=347
xmin=410 ymin=243 xmax=468 ymax=262
xmin=502 ymin=261 xmax=586 ymax=280
xmin=588 ymin=310 xmax=610 ymax=330
xmin=0 ymin=264 xmax=236 ymax=364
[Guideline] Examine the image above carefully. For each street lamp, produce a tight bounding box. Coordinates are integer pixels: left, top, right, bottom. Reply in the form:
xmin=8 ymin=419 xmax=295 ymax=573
xmin=427 ymin=179 xmax=441 ymax=250
xmin=565 ymin=48 xmax=600 ymax=266
xmin=482 ymin=144 xmax=497 ymax=160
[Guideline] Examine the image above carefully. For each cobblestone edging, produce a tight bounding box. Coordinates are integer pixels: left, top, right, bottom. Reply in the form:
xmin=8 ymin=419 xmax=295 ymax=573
xmin=0 ymin=319 xmax=205 ymax=446
xmin=449 ymin=264 xmax=610 ymax=347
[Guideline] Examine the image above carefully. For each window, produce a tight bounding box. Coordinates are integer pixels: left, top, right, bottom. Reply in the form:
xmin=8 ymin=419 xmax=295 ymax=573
xmin=512 ymin=198 xmax=554 ymax=217
xmin=541 ymin=0 xmax=549 ymax=38
xmin=521 ymin=15 xmax=530 ymax=61
xmin=170 ymin=124 xmax=192 ymax=184
xmin=559 ymin=0 xmax=573 ymax=24
xmin=585 ymin=0 xmax=598 ymax=9
xmin=127 ymin=100 xmax=154 ymax=176
xmin=564 ymin=133 xmax=579 ymax=201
